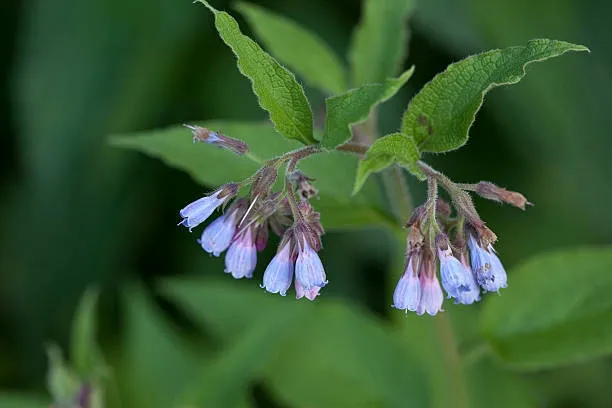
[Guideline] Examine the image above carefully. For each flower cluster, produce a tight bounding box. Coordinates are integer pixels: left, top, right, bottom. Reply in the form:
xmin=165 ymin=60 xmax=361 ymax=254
xmin=392 ymin=164 xmax=528 ymax=315
xmin=179 ymin=126 xmax=528 ymax=313
xmin=179 ymin=126 xmax=326 ymax=300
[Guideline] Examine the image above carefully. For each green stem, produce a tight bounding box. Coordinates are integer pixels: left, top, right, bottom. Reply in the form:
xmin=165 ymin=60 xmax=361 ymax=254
xmin=389 ymin=168 xmax=468 ymax=408
xmin=434 ymin=314 xmax=469 ymax=408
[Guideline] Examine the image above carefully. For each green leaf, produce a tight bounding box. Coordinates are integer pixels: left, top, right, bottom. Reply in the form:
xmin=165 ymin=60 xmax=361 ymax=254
xmin=70 ymin=287 xmax=104 ymax=377
xmin=321 ymin=68 xmax=414 ymax=148
xmin=111 ymin=121 xmax=394 ymax=231
xmin=164 ymin=278 xmax=429 ymax=408
xmin=349 ymin=0 xmax=414 ymax=86
xmin=353 ymin=133 xmax=423 ymax=195
xmin=401 ymin=38 xmax=589 ymax=153
xmin=197 ymin=1 xmax=315 ymax=145
xmin=236 ymin=2 xmax=346 ymax=95
xmin=0 ymin=394 xmax=48 ymax=408
xmin=178 ymin=298 xmax=305 ymax=408
xmin=116 ymin=285 xmax=202 ymax=408
xmin=45 ymin=345 xmax=80 ymax=404
xmin=264 ymin=303 xmax=429 ymax=408
xmin=466 ymin=357 xmax=538 ymax=408
xmin=481 ymin=246 xmax=612 ymax=370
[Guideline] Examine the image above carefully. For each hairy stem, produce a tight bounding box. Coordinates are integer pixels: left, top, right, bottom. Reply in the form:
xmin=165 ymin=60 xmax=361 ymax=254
xmin=391 ymin=167 xmax=468 ymax=408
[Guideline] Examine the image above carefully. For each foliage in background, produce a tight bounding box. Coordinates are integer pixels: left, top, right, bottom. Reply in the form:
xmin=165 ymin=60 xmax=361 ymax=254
xmin=0 ymin=0 xmax=611 ymax=407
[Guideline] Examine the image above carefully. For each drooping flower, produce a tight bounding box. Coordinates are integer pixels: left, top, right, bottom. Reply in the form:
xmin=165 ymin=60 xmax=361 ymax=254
xmin=438 ymin=246 xmax=480 ymax=305
xmin=199 ymin=212 xmax=238 ymax=256
xmin=185 ymin=124 xmax=248 ymax=155
xmin=416 ymin=254 xmax=444 ymax=316
xmin=392 ymin=256 xmax=421 ymax=312
xmin=468 ymin=234 xmax=507 ymax=292
xmin=179 ymin=184 xmax=238 ymax=231
xmin=224 ymin=227 xmax=257 ymax=279
xmin=294 ymin=239 xmax=327 ymax=291
xmin=295 ymin=279 xmax=320 ymax=301
xmin=417 ymin=273 xmax=444 ymax=316
xmin=487 ymin=245 xmax=508 ymax=291
xmin=261 ymin=241 xmax=294 ymax=296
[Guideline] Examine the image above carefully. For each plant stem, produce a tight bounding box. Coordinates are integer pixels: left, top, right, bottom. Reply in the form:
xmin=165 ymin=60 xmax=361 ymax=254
xmin=389 ymin=167 xmax=468 ymax=408
xmin=434 ymin=314 xmax=469 ymax=408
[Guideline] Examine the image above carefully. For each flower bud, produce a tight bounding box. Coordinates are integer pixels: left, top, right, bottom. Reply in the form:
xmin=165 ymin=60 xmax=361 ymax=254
xmin=185 ymin=124 xmax=248 ymax=155
xmin=474 ymin=181 xmax=531 ymax=210
xmin=251 ymin=166 xmax=278 ymax=199
xmin=290 ymin=171 xmax=318 ymax=200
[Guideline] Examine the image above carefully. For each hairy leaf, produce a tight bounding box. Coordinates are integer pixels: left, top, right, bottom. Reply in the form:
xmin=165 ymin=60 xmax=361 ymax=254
xmin=116 ymin=286 xmax=202 ymax=408
xmin=349 ymin=0 xmax=414 ymax=86
xmin=164 ymin=278 xmax=429 ymax=408
xmin=482 ymin=246 xmax=612 ymax=370
xmin=322 ymin=68 xmax=414 ymax=148
xmin=353 ymin=133 xmax=422 ymax=195
xmin=402 ymin=39 xmax=589 ymax=153
xmin=198 ymin=1 xmax=315 ymax=145
xmin=236 ymin=2 xmax=346 ymax=95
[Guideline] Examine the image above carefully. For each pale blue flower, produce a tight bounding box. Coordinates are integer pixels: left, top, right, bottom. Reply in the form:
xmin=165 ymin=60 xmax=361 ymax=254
xmin=468 ymin=235 xmax=507 ymax=292
xmin=295 ymin=279 xmax=320 ymax=301
xmin=224 ymin=227 xmax=257 ymax=279
xmin=261 ymin=242 xmax=294 ymax=296
xmin=438 ymin=247 xmax=480 ymax=305
xmin=392 ymin=258 xmax=421 ymax=312
xmin=295 ymin=241 xmax=327 ymax=290
xmin=199 ymin=212 xmax=237 ymax=256
xmin=179 ymin=191 xmax=223 ymax=231
xmin=417 ymin=274 xmax=444 ymax=316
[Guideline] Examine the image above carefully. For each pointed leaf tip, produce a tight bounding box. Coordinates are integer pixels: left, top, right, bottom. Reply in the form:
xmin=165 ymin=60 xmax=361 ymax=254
xmin=401 ymin=38 xmax=590 ymax=154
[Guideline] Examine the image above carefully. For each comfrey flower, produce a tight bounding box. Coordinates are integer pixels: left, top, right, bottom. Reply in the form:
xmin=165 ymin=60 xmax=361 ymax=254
xmin=198 ymin=198 xmax=246 ymax=256
xmin=199 ymin=212 xmax=237 ymax=256
xmin=392 ymin=256 xmax=421 ymax=312
xmin=295 ymin=239 xmax=327 ymax=290
xmin=184 ymin=124 xmax=249 ymax=155
xmin=224 ymin=226 xmax=257 ymax=279
xmin=293 ymin=221 xmax=327 ymax=291
xmin=261 ymin=240 xmax=294 ymax=296
xmin=179 ymin=184 xmax=238 ymax=231
xmin=437 ymin=243 xmax=480 ymax=305
xmin=468 ymin=234 xmax=507 ymax=292
xmin=417 ymin=272 xmax=444 ymax=316
xmin=295 ymin=279 xmax=320 ymax=301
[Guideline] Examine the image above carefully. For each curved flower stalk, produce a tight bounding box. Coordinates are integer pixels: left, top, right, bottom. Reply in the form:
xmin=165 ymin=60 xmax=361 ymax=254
xmin=178 ymin=124 xmax=527 ymax=310
xmin=178 ymin=131 xmax=326 ymax=300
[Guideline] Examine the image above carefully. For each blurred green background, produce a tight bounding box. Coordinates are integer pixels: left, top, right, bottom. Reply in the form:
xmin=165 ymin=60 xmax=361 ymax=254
xmin=1 ymin=0 xmax=611 ymax=407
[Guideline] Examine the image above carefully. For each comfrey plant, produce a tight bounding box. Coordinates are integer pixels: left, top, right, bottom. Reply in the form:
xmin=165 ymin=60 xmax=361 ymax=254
xmin=113 ymin=1 xmax=587 ymax=314
xmin=179 ymin=126 xmax=328 ymax=299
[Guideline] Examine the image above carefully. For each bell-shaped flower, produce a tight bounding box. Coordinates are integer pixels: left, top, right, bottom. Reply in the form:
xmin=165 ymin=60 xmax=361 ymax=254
xmin=392 ymin=257 xmax=421 ymax=312
xmin=295 ymin=279 xmax=321 ymax=301
xmin=438 ymin=247 xmax=480 ymax=305
xmin=224 ymin=227 xmax=257 ymax=279
xmin=294 ymin=240 xmax=327 ymax=290
xmin=417 ymin=273 xmax=444 ymax=316
xmin=261 ymin=242 xmax=294 ymax=296
xmin=199 ymin=212 xmax=238 ymax=256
